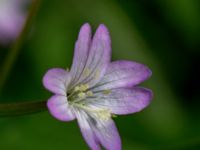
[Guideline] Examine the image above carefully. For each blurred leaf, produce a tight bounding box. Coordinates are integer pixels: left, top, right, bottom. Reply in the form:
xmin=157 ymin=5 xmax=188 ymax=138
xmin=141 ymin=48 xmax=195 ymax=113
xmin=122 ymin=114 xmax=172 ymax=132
xmin=155 ymin=0 xmax=200 ymax=47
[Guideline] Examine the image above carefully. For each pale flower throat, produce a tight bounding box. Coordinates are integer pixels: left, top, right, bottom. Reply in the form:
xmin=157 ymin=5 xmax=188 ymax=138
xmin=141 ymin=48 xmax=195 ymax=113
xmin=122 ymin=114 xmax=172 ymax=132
xmin=68 ymin=84 xmax=111 ymax=121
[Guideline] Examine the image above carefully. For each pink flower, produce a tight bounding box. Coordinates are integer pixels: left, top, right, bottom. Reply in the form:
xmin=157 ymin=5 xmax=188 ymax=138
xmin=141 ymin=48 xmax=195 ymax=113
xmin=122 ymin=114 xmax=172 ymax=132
xmin=0 ymin=0 xmax=26 ymax=45
xmin=43 ymin=23 xmax=153 ymax=150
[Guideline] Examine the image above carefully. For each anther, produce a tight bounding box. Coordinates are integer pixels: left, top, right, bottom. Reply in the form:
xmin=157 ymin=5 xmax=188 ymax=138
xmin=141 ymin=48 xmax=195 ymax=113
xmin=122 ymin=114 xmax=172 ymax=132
xmin=86 ymin=91 xmax=93 ymax=96
xmin=79 ymin=84 xmax=89 ymax=92
xmin=96 ymin=109 xmax=111 ymax=121
xmin=103 ymin=90 xmax=111 ymax=95
xmin=78 ymin=92 xmax=86 ymax=98
xmin=74 ymin=86 xmax=80 ymax=92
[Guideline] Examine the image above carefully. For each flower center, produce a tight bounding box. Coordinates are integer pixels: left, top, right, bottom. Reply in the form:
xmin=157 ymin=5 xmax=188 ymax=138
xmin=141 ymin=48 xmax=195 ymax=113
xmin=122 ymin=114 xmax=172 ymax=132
xmin=68 ymin=84 xmax=93 ymax=102
xmin=68 ymin=84 xmax=111 ymax=121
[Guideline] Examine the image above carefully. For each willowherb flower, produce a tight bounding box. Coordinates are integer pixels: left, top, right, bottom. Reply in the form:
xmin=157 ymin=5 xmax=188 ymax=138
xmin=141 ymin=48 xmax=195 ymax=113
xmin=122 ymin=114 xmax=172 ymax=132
xmin=43 ymin=23 xmax=153 ymax=150
xmin=0 ymin=0 xmax=26 ymax=45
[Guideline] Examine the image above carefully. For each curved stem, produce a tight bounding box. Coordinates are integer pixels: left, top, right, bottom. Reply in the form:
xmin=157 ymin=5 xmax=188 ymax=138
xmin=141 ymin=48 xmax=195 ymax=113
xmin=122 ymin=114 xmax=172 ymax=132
xmin=0 ymin=100 xmax=47 ymax=117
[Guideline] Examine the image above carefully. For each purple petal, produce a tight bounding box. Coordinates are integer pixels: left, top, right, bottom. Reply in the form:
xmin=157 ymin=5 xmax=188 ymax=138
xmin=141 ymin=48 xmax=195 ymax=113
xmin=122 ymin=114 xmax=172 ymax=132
xmin=93 ymin=118 xmax=121 ymax=150
xmin=88 ymin=88 xmax=153 ymax=115
xmin=69 ymin=23 xmax=92 ymax=87
xmin=73 ymin=24 xmax=111 ymax=88
xmin=75 ymin=110 xmax=121 ymax=150
xmin=75 ymin=110 xmax=101 ymax=150
xmin=92 ymin=60 xmax=152 ymax=91
xmin=47 ymin=95 xmax=75 ymax=121
xmin=43 ymin=68 xmax=71 ymax=95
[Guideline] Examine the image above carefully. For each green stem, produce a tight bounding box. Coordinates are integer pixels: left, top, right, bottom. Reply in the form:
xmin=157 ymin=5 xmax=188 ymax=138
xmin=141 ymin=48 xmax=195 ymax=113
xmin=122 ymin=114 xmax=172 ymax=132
xmin=0 ymin=100 xmax=47 ymax=117
xmin=0 ymin=0 xmax=41 ymax=91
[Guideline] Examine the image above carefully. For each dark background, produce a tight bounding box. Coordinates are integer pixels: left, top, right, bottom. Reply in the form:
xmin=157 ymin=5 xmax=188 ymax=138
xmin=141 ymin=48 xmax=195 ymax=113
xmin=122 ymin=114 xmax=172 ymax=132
xmin=0 ymin=0 xmax=200 ymax=149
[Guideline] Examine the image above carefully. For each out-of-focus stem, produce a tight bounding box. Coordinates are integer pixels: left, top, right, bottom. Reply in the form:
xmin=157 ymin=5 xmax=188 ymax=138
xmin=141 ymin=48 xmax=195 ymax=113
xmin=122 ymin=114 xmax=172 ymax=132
xmin=0 ymin=0 xmax=41 ymax=91
xmin=0 ymin=100 xmax=47 ymax=117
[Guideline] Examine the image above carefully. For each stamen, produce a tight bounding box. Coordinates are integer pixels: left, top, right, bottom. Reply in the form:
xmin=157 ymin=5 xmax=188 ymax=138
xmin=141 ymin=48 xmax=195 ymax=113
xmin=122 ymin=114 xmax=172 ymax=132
xmin=103 ymin=90 xmax=111 ymax=95
xmin=68 ymin=84 xmax=91 ymax=102
xmin=95 ymin=70 xmax=100 ymax=80
xmin=78 ymin=92 xmax=86 ymax=98
xmin=83 ymin=68 xmax=90 ymax=77
xmin=71 ymin=103 xmax=111 ymax=121
xmin=95 ymin=109 xmax=111 ymax=121
xmin=79 ymin=84 xmax=89 ymax=91
xmin=74 ymin=86 xmax=80 ymax=92
xmin=86 ymin=91 xmax=93 ymax=97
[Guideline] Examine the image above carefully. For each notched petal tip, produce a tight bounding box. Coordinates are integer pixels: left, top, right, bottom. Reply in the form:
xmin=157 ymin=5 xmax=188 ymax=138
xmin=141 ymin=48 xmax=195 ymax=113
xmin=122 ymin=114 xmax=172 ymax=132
xmin=135 ymin=87 xmax=153 ymax=112
xmin=78 ymin=23 xmax=92 ymax=38
xmin=82 ymin=22 xmax=91 ymax=28
xmin=95 ymin=24 xmax=110 ymax=42
xmin=126 ymin=60 xmax=152 ymax=81
xmin=98 ymin=24 xmax=109 ymax=32
xmin=128 ymin=61 xmax=152 ymax=84
xmin=144 ymin=65 xmax=152 ymax=80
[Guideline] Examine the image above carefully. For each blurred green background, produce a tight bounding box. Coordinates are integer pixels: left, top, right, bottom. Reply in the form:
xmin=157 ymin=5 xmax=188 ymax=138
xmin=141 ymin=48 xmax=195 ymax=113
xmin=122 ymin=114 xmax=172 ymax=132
xmin=0 ymin=0 xmax=200 ymax=149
